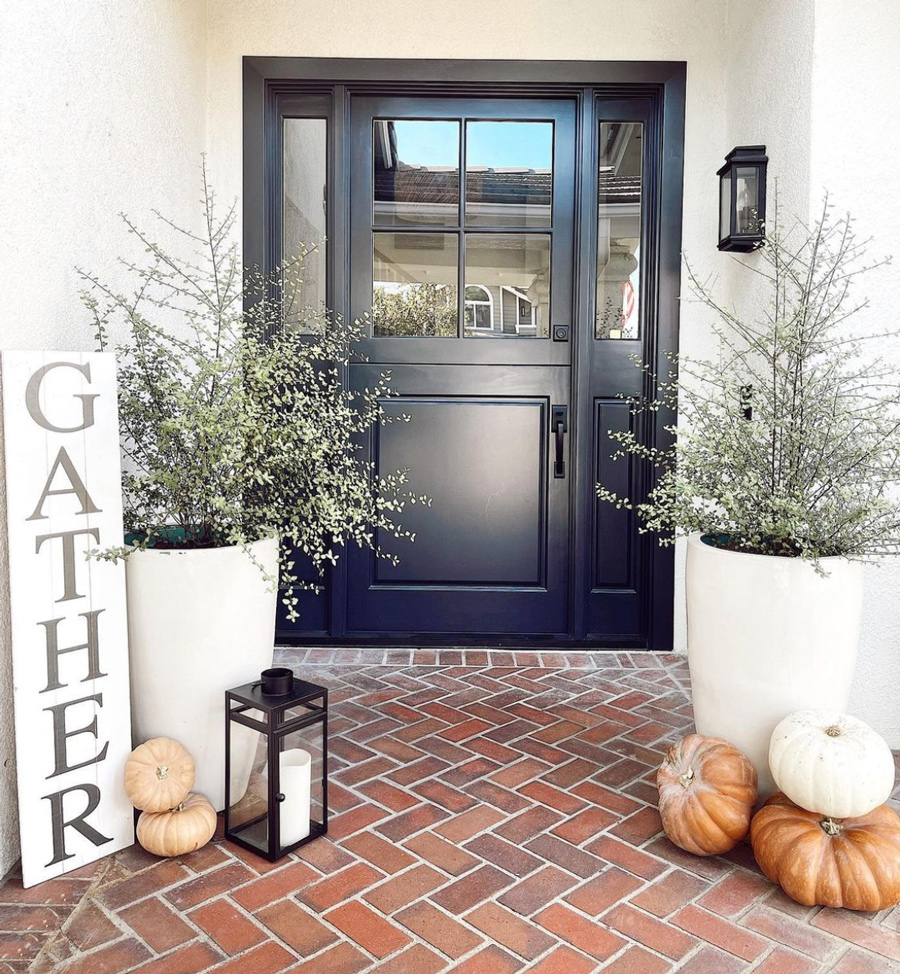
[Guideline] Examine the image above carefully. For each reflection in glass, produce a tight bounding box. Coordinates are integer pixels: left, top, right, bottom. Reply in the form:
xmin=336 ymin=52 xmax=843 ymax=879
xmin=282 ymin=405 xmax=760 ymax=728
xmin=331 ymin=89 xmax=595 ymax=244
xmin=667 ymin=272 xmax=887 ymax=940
xmin=464 ymin=234 xmax=550 ymax=338
xmin=596 ymin=122 xmax=643 ymax=339
xmin=373 ymin=232 xmax=458 ymax=337
xmin=464 ymin=285 xmax=493 ymax=331
xmin=373 ymin=120 xmax=460 ymax=227
xmin=283 ymin=118 xmax=328 ymax=333
xmin=735 ymin=166 xmax=759 ymax=234
xmin=465 ymin=121 xmax=553 ymax=228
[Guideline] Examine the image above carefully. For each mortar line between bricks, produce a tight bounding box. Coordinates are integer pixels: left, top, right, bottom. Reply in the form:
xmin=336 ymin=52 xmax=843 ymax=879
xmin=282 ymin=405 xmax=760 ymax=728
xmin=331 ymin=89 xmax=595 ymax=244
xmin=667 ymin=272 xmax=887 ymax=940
xmin=212 ymin=889 xmax=306 ymax=960
xmin=357 ymin=891 xmax=477 ymax=966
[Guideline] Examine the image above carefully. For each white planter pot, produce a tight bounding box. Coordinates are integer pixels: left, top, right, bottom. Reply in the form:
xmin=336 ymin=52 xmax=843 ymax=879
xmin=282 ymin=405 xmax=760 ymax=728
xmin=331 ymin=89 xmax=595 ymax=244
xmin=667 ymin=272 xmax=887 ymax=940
xmin=126 ymin=536 xmax=279 ymax=810
xmin=686 ymin=534 xmax=863 ymax=798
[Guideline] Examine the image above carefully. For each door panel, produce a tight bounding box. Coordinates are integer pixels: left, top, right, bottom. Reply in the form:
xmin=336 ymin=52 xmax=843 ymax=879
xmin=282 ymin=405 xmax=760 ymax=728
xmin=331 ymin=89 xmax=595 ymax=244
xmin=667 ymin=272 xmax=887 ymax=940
xmin=580 ymin=98 xmax=654 ymax=642
xmin=373 ymin=399 xmax=545 ymax=586
xmin=346 ymin=365 xmax=569 ymax=636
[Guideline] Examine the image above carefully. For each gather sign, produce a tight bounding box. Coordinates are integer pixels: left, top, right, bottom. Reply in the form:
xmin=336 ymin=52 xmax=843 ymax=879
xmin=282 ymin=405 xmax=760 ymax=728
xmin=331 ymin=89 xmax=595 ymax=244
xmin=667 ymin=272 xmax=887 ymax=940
xmin=1 ymin=352 xmax=133 ymax=888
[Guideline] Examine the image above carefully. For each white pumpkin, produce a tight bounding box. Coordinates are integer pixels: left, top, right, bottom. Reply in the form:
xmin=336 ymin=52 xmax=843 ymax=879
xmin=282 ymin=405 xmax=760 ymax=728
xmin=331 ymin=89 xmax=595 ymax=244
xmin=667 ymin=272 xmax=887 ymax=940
xmin=769 ymin=710 xmax=895 ymax=819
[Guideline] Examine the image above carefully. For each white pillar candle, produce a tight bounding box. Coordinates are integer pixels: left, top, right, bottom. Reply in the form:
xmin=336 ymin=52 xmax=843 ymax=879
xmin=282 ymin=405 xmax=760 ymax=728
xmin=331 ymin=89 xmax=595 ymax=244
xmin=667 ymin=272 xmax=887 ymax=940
xmin=278 ymin=748 xmax=311 ymax=846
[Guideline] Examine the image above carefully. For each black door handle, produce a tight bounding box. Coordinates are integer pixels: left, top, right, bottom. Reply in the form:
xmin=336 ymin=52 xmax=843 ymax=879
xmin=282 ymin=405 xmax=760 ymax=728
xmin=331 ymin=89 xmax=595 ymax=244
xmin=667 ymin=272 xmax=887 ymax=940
xmin=552 ymin=405 xmax=568 ymax=478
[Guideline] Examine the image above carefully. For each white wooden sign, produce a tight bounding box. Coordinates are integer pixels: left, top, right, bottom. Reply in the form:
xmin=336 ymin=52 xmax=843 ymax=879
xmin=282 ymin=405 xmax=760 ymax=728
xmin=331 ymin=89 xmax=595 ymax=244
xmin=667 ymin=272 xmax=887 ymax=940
xmin=1 ymin=352 xmax=133 ymax=888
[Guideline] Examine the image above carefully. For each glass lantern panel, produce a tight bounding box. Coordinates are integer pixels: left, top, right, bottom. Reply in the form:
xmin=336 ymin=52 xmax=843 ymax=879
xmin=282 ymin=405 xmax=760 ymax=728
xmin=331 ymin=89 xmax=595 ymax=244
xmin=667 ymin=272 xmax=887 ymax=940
xmin=735 ymin=166 xmax=759 ymax=234
xmin=596 ymin=122 xmax=643 ymax=339
xmin=720 ymin=172 xmax=732 ymax=241
xmin=277 ymin=720 xmax=327 ymax=854
xmin=227 ymin=715 xmax=270 ymax=857
xmin=278 ymin=698 xmax=326 ymax=725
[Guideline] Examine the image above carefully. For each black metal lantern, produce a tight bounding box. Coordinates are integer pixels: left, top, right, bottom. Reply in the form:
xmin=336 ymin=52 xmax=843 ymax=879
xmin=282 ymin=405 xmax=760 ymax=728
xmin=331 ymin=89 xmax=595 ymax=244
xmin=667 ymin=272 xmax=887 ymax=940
xmin=225 ymin=667 xmax=328 ymax=862
xmin=717 ymin=145 xmax=768 ymax=252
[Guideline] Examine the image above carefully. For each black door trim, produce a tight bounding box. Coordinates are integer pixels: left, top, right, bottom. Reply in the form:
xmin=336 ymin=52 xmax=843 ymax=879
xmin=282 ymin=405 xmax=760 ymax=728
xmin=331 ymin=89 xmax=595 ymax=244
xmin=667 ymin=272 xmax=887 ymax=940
xmin=243 ymin=57 xmax=685 ymax=650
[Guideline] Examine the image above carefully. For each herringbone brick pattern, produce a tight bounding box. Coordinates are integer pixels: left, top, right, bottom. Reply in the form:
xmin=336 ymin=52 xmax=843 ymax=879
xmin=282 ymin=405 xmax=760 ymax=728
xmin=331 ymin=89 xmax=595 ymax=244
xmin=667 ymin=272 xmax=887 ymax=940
xmin=2 ymin=649 xmax=900 ymax=973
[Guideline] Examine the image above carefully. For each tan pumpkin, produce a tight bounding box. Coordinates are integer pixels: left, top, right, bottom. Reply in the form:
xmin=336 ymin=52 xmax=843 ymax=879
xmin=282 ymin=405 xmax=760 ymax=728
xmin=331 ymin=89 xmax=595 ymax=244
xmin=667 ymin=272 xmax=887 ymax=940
xmin=657 ymin=733 xmax=758 ymax=856
xmin=751 ymin=793 xmax=900 ymax=911
xmin=136 ymin=793 xmax=217 ymax=857
xmin=125 ymin=738 xmax=195 ymax=812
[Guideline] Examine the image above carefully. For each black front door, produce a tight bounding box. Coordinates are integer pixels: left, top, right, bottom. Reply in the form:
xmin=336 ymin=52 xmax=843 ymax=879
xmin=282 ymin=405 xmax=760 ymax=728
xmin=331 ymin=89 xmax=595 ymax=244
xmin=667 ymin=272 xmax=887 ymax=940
xmin=345 ymin=98 xmax=575 ymax=638
xmin=246 ymin=59 xmax=686 ymax=647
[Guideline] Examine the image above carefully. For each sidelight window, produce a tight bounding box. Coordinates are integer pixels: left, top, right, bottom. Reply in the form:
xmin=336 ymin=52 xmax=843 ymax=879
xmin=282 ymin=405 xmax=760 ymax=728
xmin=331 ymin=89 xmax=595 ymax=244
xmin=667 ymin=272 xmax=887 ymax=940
xmin=595 ymin=121 xmax=643 ymax=340
xmin=282 ymin=117 xmax=328 ymax=334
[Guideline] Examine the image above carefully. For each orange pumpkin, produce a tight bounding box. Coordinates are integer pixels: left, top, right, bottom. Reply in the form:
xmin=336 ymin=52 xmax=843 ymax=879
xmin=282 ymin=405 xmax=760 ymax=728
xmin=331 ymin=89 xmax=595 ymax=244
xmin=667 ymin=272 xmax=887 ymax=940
xmin=136 ymin=793 xmax=217 ymax=858
xmin=657 ymin=733 xmax=758 ymax=856
xmin=751 ymin=793 xmax=900 ymax=911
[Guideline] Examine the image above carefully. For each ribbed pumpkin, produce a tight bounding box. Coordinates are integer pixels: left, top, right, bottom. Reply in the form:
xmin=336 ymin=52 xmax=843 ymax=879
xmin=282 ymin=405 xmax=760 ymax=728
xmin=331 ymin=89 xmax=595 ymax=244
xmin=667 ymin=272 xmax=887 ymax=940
xmin=769 ymin=710 xmax=895 ymax=819
xmin=125 ymin=738 xmax=195 ymax=812
xmin=751 ymin=793 xmax=900 ymax=911
xmin=136 ymin=793 xmax=217 ymax=857
xmin=657 ymin=734 xmax=758 ymax=856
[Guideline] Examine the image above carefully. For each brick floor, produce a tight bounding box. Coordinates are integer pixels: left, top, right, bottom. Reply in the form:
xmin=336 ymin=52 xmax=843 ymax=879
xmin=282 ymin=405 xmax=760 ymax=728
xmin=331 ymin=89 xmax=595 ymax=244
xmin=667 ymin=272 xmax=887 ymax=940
xmin=2 ymin=648 xmax=900 ymax=973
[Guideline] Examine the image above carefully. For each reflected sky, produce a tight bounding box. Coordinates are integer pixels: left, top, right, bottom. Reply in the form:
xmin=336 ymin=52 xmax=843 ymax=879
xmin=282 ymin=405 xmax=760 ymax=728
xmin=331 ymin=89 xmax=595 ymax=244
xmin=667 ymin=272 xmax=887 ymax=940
xmin=392 ymin=120 xmax=552 ymax=170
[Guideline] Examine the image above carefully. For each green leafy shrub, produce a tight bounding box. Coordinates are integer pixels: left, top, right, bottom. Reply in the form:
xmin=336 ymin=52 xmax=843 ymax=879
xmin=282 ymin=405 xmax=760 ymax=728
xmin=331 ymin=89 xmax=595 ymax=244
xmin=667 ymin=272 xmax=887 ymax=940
xmin=599 ymin=199 xmax=899 ymax=560
xmin=81 ymin=164 xmax=427 ymax=618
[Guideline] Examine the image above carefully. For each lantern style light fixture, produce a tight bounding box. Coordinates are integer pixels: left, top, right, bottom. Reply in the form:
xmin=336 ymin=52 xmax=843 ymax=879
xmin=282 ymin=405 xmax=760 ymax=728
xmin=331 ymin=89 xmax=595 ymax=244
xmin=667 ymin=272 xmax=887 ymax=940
xmin=717 ymin=145 xmax=768 ymax=252
xmin=225 ymin=667 xmax=328 ymax=862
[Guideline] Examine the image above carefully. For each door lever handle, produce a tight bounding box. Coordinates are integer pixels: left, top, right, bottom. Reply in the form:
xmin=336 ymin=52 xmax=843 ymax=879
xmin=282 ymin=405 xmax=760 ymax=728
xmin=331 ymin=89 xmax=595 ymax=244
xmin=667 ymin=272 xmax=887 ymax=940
xmin=551 ymin=405 xmax=568 ymax=479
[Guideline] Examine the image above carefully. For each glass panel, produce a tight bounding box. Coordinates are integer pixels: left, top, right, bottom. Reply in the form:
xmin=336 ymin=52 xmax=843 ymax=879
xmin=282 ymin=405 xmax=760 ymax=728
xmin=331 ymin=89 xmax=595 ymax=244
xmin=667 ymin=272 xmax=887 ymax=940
xmin=227 ymin=715 xmax=269 ymax=857
xmin=735 ymin=166 xmax=759 ymax=234
xmin=596 ymin=122 xmax=643 ymax=340
xmin=277 ymin=720 xmax=326 ymax=854
xmin=373 ymin=120 xmax=460 ymax=227
xmin=464 ymin=284 xmax=494 ymax=331
xmin=465 ymin=121 xmax=553 ymax=228
xmin=720 ymin=172 xmax=732 ymax=241
xmin=464 ymin=234 xmax=549 ymax=338
xmin=373 ymin=232 xmax=458 ymax=337
xmin=283 ymin=118 xmax=327 ymax=334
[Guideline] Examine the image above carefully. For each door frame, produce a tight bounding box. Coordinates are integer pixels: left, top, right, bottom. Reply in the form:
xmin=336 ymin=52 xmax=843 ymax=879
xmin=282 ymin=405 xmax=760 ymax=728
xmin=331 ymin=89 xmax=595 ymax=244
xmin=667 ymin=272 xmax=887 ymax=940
xmin=243 ymin=57 xmax=686 ymax=650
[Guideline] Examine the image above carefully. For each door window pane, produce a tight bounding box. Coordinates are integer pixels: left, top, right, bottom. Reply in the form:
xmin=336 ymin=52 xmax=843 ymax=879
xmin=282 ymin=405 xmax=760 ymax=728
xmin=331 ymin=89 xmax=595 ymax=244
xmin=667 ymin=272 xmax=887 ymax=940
xmin=596 ymin=122 xmax=642 ymax=340
xmin=283 ymin=118 xmax=327 ymax=333
xmin=464 ymin=234 xmax=549 ymax=338
xmin=373 ymin=120 xmax=460 ymax=227
xmin=373 ymin=232 xmax=458 ymax=337
xmin=465 ymin=121 xmax=553 ymax=228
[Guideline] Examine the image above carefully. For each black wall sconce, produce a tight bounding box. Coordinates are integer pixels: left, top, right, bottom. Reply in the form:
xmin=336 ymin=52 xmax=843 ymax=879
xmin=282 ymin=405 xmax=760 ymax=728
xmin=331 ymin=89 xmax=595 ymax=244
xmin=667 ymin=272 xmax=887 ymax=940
xmin=718 ymin=145 xmax=768 ymax=252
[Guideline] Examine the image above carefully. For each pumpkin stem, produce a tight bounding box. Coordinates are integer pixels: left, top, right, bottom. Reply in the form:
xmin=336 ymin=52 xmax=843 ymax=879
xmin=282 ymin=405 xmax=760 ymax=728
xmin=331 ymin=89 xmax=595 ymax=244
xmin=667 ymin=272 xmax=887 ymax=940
xmin=156 ymin=764 xmax=170 ymax=780
xmin=678 ymin=767 xmax=695 ymax=789
xmin=820 ymin=817 xmax=842 ymax=836
xmin=825 ymin=726 xmax=842 ymax=738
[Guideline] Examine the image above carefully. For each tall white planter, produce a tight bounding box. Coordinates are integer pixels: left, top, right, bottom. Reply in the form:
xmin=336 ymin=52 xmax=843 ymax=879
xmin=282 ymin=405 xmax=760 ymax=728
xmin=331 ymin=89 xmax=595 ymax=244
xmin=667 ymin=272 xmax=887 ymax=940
xmin=126 ymin=536 xmax=279 ymax=810
xmin=686 ymin=534 xmax=863 ymax=797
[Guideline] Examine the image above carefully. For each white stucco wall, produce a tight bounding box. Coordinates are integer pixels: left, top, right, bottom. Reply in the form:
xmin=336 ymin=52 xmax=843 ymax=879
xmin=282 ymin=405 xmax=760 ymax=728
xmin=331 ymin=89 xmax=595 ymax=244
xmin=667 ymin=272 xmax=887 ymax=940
xmin=810 ymin=0 xmax=900 ymax=748
xmin=0 ymin=0 xmax=897 ymax=877
xmin=0 ymin=0 xmax=208 ymax=877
